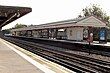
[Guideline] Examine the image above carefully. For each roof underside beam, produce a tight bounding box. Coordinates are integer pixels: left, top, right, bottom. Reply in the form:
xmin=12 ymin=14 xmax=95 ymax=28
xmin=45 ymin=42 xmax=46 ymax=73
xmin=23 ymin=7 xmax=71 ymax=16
xmin=0 ymin=6 xmax=32 ymax=28
xmin=0 ymin=13 xmax=17 ymax=28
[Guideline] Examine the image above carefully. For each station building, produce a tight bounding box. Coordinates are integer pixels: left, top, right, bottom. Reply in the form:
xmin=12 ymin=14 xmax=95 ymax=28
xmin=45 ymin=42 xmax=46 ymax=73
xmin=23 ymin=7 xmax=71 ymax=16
xmin=11 ymin=15 xmax=108 ymax=42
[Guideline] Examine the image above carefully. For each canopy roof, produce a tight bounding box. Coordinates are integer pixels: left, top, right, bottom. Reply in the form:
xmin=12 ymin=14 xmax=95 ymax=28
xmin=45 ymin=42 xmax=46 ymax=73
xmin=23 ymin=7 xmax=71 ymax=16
xmin=0 ymin=5 xmax=32 ymax=28
xmin=12 ymin=15 xmax=108 ymax=32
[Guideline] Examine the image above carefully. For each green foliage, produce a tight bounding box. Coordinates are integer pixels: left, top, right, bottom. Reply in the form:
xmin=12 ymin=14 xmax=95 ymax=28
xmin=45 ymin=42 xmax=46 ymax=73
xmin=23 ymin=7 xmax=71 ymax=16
xmin=2 ymin=28 xmax=11 ymax=34
xmin=82 ymin=4 xmax=110 ymax=24
xmin=2 ymin=23 xmax=27 ymax=34
xmin=14 ymin=23 xmax=27 ymax=29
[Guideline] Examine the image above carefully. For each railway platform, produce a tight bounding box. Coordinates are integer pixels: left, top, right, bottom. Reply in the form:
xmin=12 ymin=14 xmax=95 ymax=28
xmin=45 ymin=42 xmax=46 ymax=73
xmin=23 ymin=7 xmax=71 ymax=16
xmin=67 ymin=40 xmax=110 ymax=47
xmin=49 ymin=39 xmax=110 ymax=47
xmin=52 ymin=39 xmax=110 ymax=46
xmin=0 ymin=38 xmax=73 ymax=73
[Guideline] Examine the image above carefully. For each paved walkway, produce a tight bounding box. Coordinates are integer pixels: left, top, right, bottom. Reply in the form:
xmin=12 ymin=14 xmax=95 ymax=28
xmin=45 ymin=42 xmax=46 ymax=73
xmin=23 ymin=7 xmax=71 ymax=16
xmin=0 ymin=38 xmax=44 ymax=73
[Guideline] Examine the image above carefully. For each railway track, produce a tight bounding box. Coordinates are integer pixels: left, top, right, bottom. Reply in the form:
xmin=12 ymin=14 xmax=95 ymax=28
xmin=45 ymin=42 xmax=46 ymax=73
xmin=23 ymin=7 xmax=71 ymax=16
xmin=4 ymin=36 xmax=110 ymax=73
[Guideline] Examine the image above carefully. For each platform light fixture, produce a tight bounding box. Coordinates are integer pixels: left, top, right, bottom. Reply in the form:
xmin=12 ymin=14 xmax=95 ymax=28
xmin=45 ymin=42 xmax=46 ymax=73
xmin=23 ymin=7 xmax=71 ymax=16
xmin=17 ymin=10 xmax=20 ymax=17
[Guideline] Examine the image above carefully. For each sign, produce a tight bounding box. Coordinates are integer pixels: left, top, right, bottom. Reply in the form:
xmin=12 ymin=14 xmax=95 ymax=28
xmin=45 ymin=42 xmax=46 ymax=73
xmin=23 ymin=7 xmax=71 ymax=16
xmin=99 ymin=28 xmax=107 ymax=43
xmin=83 ymin=28 xmax=88 ymax=38
xmin=99 ymin=30 xmax=105 ymax=40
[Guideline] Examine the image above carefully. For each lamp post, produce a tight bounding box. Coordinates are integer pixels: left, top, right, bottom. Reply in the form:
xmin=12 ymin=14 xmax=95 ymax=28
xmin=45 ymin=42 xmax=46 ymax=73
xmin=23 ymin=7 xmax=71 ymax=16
xmin=87 ymin=26 xmax=93 ymax=55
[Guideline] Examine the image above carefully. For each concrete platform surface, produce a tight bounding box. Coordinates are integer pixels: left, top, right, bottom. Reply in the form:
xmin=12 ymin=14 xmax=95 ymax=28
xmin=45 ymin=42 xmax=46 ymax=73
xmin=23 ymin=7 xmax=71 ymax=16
xmin=0 ymin=38 xmax=74 ymax=73
xmin=0 ymin=38 xmax=44 ymax=73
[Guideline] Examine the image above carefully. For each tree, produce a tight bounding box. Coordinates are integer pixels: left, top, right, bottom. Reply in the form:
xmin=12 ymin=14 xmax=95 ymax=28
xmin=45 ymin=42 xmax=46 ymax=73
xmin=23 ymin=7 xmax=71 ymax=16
xmin=82 ymin=4 xmax=110 ymax=24
xmin=2 ymin=23 xmax=27 ymax=35
xmin=14 ymin=23 xmax=27 ymax=29
xmin=2 ymin=29 xmax=11 ymax=34
xmin=80 ymin=4 xmax=110 ymax=40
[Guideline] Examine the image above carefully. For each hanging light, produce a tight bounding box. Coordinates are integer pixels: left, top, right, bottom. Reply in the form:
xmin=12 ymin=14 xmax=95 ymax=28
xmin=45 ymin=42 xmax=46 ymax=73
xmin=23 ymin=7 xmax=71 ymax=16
xmin=5 ymin=13 xmax=7 ymax=17
xmin=17 ymin=10 xmax=20 ymax=17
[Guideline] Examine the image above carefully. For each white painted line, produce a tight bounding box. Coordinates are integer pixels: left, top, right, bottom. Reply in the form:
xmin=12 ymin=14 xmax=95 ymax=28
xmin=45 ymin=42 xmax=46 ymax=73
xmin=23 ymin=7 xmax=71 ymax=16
xmin=2 ymin=40 xmax=55 ymax=73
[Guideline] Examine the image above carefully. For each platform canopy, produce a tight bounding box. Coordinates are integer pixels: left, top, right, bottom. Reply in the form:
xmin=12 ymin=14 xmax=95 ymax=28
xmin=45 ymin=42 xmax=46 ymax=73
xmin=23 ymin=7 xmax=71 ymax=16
xmin=0 ymin=5 xmax=32 ymax=28
xmin=12 ymin=15 xmax=108 ymax=32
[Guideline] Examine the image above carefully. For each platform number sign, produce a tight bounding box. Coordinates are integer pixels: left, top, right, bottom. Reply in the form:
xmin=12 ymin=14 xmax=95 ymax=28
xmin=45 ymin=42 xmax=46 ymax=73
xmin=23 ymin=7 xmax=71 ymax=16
xmin=99 ymin=29 xmax=105 ymax=40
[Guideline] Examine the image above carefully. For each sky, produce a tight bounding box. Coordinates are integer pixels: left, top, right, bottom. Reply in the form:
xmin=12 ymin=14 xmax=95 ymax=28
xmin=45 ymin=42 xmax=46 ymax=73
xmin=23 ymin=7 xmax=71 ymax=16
xmin=1 ymin=0 xmax=110 ymax=30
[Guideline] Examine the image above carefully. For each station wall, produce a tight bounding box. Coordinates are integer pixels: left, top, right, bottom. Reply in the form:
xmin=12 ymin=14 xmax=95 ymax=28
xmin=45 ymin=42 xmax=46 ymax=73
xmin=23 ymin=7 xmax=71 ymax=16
xmin=66 ymin=27 xmax=83 ymax=41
